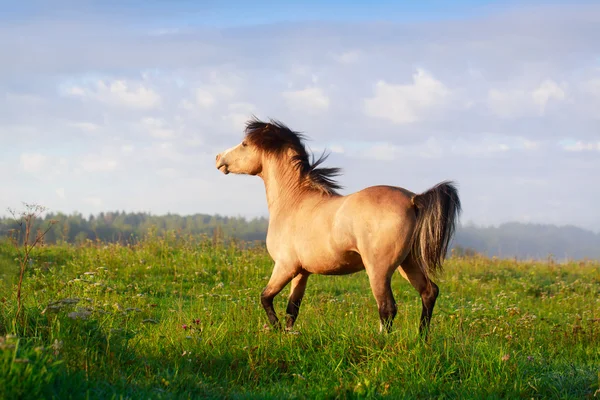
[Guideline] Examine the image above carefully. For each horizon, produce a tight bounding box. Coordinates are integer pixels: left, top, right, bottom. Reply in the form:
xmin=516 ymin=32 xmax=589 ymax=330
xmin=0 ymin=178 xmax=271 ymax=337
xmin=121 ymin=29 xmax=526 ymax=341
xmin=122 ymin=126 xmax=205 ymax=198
xmin=2 ymin=1 xmax=599 ymax=232
xmin=2 ymin=207 xmax=599 ymax=235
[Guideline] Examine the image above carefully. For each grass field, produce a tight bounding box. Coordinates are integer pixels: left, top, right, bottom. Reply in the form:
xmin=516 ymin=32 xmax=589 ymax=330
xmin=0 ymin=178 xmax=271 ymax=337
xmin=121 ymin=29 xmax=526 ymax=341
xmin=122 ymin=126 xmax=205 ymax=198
xmin=1 ymin=231 xmax=599 ymax=399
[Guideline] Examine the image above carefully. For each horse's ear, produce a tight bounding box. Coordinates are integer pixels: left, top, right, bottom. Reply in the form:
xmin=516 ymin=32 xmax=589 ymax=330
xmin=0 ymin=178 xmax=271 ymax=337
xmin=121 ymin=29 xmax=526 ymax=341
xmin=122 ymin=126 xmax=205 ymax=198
xmin=286 ymin=147 xmax=295 ymax=158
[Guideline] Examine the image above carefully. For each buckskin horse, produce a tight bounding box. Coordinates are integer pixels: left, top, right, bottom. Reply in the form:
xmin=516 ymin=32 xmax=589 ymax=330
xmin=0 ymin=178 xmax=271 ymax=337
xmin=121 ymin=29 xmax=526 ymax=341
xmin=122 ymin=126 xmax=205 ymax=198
xmin=215 ymin=117 xmax=461 ymax=337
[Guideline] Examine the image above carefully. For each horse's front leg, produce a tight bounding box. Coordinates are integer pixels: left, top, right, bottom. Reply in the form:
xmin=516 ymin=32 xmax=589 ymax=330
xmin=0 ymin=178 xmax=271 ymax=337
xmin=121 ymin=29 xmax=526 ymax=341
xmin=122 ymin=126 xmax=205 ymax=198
xmin=260 ymin=261 xmax=298 ymax=330
xmin=285 ymin=271 xmax=310 ymax=331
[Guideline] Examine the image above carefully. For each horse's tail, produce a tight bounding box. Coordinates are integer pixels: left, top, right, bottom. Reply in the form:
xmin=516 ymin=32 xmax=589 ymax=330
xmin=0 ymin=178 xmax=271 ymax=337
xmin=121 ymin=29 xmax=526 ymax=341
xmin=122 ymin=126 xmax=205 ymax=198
xmin=410 ymin=180 xmax=461 ymax=277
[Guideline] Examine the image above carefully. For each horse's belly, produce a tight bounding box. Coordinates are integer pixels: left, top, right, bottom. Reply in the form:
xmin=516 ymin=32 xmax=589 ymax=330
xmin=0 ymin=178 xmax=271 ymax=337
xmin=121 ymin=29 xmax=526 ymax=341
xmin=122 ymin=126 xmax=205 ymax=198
xmin=303 ymin=250 xmax=364 ymax=275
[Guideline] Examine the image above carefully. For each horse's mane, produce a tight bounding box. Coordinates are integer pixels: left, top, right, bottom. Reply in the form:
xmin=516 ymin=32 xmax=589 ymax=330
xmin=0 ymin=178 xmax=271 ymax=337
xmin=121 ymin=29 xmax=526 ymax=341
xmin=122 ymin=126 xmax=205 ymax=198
xmin=244 ymin=117 xmax=342 ymax=196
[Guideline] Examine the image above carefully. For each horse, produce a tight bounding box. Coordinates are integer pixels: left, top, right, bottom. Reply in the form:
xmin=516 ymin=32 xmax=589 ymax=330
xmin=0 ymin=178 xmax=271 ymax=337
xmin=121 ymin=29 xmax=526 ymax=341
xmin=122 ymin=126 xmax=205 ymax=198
xmin=215 ymin=117 xmax=461 ymax=337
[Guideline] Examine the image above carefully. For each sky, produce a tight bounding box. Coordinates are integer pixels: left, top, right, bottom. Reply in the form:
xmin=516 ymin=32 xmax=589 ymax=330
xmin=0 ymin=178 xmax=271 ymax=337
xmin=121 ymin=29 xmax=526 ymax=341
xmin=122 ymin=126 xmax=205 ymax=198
xmin=1 ymin=1 xmax=599 ymax=231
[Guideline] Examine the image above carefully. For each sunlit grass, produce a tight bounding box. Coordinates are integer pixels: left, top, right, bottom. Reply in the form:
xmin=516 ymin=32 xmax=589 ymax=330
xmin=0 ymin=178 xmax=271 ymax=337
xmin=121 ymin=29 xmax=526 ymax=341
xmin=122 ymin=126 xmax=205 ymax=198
xmin=1 ymin=233 xmax=599 ymax=399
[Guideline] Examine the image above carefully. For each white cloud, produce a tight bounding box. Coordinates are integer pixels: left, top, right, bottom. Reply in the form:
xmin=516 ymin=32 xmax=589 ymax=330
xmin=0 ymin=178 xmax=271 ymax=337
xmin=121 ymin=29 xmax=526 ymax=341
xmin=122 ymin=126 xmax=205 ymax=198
xmin=68 ymin=122 xmax=101 ymax=132
xmin=157 ymin=167 xmax=180 ymax=178
xmin=282 ymin=87 xmax=330 ymax=112
xmin=532 ymin=80 xmax=566 ymax=114
xmin=486 ymin=88 xmax=530 ymax=118
xmin=488 ymin=79 xmax=566 ymax=118
xmin=418 ymin=138 xmax=445 ymax=159
xmin=179 ymin=99 xmax=195 ymax=110
xmin=351 ymin=135 xmax=515 ymax=162
xmin=66 ymin=86 xmax=86 ymax=96
xmin=80 ymin=156 xmax=118 ymax=172
xmin=194 ymin=88 xmax=216 ymax=108
xmin=353 ymin=137 xmax=444 ymax=161
xmin=5 ymin=92 xmax=44 ymax=104
xmin=223 ymin=102 xmax=257 ymax=131
xmin=329 ymin=145 xmax=345 ymax=154
xmin=20 ymin=153 xmax=47 ymax=173
xmin=289 ymin=65 xmax=311 ymax=77
xmin=582 ymin=77 xmax=600 ymax=97
xmin=180 ymin=81 xmax=237 ymax=111
xmin=66 ymin=79 xmax=161 ymax=109
xmin=450 ymin=136 xmax=511 ymax=157
xmin=121 ymin=144 xmax=135 ymax=153
xmin=185 ymin=135 xmax=203 ymax=147
xmin=364 ymin=69 xmax=449 ymax=124
xmin=19 ymin=153 xmax=67 ymax=179
xmin=454 ymin=142 xmax=509 ymax=155
xmin=55 ymin=188 xmax=65 ymax=199
xmin=84 ymin=197 xmax=103 ymax=207
xmin=309 ymin=143 xmax=346 ymax=156
xmin=141 ymin=141 xmax=181 ymax=162
xmin=362 ymin=143 xmax=401 ymax=161
xmin=140 ymin=117 xmax=175 ymax=139
xmin=514 ymin=177 xmax=548 ymax=187
xmin=521 ymin=139 xmax=541 ymax=150
xmin=333 ymin=50 xmax=360 ymax=64
xmin=562 ymin=140 xmax=600 ymax=152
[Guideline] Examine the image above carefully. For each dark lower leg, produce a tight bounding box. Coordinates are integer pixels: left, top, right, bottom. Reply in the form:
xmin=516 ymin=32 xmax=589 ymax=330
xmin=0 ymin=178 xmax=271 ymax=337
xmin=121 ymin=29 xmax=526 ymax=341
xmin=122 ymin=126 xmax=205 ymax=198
xmin=260 ymin=265 xmax=297 ymax=330
xmin=369 ymin=273 xmax=397 ymax=333
xmin=285 ymin=299 xmax=302 ymax=329
xmin=261 ymin=289 xmax=281 ymax=329
xmin=419 ymin=281 xmax=439 ymax=338
xmin=285 ymin=272 xmax=309 ymax=330
xmin=379 ymin=299 xmax=398 ymax=333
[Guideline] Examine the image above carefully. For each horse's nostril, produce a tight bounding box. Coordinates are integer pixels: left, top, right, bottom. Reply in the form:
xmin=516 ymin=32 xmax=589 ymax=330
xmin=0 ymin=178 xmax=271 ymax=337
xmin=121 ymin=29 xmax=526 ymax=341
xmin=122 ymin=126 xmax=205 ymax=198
xmin=216 ymin=154 xmax=221 ymax=161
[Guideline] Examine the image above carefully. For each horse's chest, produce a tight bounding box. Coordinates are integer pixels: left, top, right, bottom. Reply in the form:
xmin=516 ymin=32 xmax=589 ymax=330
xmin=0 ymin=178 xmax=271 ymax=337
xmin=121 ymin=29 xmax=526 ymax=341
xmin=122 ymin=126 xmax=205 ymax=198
xmin=265 ymin=233 xmax=278 ymax=258
xmin=265 ymin=226 xmax=295 ymax=262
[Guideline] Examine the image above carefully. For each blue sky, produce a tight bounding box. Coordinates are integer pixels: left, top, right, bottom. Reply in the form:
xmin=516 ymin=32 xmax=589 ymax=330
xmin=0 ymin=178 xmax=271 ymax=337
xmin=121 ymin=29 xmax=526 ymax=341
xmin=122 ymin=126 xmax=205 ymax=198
xmin=2 ymin=0 xmax=575 ymax=26
xmin=1 ymin=1 xmax=600 ymax=230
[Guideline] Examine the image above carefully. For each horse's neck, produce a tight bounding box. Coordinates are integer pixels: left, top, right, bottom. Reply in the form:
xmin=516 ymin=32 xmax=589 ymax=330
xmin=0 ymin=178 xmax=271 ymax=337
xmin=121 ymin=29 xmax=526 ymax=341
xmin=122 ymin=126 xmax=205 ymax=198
xmin=260 ymin=160 xmax=308 ymax=219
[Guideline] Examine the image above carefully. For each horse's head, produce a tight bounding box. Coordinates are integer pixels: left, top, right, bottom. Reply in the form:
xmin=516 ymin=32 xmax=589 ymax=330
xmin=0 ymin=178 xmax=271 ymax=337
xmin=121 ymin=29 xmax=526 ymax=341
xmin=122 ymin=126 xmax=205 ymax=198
xmin=216 ymin=118 xmax=297 ymax=177
xmin=215 ymin=137 xmax=263 ymax=176
xmin=216 ymin=118 xmax=341 ymax=195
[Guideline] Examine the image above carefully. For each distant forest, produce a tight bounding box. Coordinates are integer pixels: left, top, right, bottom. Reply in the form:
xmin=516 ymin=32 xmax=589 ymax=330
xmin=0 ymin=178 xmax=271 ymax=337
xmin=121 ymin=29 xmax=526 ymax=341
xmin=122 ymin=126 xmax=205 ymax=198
xmin=1 ymin=211 xmax=599 ymax=260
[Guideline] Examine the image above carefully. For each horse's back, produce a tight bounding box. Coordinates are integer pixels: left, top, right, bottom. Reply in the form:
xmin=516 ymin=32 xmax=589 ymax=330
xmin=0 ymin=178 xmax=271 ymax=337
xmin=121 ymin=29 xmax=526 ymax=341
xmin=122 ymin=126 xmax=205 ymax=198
xmin=338 ymin=185 xmax=416 ymax=226
xmin=348 ymin=185 xmax=416 ymax=208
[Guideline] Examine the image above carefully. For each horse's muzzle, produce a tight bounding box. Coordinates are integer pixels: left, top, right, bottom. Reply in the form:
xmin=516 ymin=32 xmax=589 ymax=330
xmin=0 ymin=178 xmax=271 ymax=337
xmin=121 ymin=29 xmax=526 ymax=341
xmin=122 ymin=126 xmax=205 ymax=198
xmin=215 ymin=154 xmax=230 ymax=174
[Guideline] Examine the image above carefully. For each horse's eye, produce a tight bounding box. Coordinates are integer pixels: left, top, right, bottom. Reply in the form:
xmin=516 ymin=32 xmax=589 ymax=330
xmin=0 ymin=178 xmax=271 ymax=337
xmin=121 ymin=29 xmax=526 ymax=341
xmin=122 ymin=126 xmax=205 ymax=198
xmin=242 ymin=141 xmax=248 ymax=147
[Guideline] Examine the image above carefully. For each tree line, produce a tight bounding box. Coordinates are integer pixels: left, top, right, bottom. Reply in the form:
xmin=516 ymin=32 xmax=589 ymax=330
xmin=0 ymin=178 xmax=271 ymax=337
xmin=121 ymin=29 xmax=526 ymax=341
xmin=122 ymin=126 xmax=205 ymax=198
xmin=0 ymin=211 xmax=268 ymax=245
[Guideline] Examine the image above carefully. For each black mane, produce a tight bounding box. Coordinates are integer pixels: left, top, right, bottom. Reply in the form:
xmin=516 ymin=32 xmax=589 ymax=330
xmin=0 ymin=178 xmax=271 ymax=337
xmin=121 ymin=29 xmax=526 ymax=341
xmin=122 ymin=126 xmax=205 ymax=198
xmin=244 ymin=117 xmax=342 ymax=195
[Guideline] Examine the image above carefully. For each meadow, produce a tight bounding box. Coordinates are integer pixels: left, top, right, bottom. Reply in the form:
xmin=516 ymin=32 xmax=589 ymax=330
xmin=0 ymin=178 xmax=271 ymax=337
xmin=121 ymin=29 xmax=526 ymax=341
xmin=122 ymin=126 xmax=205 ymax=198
xmin=1 ymin=231 xmax=599 ymax=399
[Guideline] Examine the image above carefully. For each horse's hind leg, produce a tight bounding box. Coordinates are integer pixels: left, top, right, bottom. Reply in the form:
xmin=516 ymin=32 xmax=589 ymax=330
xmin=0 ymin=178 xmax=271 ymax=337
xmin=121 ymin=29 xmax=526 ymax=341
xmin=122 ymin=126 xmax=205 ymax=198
xmin=285 ymin=271 xmax=310 ymax=331
xmin=364 ymin=265 xmax=398 ymax=333
xmin=398 ymin=253 xmax=439 ymax=338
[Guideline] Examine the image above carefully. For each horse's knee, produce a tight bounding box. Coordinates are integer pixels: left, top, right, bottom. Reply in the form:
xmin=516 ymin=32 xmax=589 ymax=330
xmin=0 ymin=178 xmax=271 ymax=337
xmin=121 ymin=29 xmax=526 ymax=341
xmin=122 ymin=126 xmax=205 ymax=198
xmin=432 ymin=282 xmax=439 ymax=298
xmin=422 ymin=281 xmax=439 ymax=304
xmin=260 ymin=289 xmax=273 ymax=309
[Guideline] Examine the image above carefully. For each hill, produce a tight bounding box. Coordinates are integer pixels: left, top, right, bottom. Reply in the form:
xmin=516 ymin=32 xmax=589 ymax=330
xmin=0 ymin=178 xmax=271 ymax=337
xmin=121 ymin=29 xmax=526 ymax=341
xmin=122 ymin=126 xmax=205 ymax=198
xmin=455 ymin=222 xmax=600 ymax=260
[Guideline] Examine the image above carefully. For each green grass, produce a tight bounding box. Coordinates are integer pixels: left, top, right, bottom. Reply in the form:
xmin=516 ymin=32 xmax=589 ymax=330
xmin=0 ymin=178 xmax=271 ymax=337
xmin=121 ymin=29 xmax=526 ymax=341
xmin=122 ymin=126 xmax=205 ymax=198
xmin=1 ymin=232 xmax=599 ymax=399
